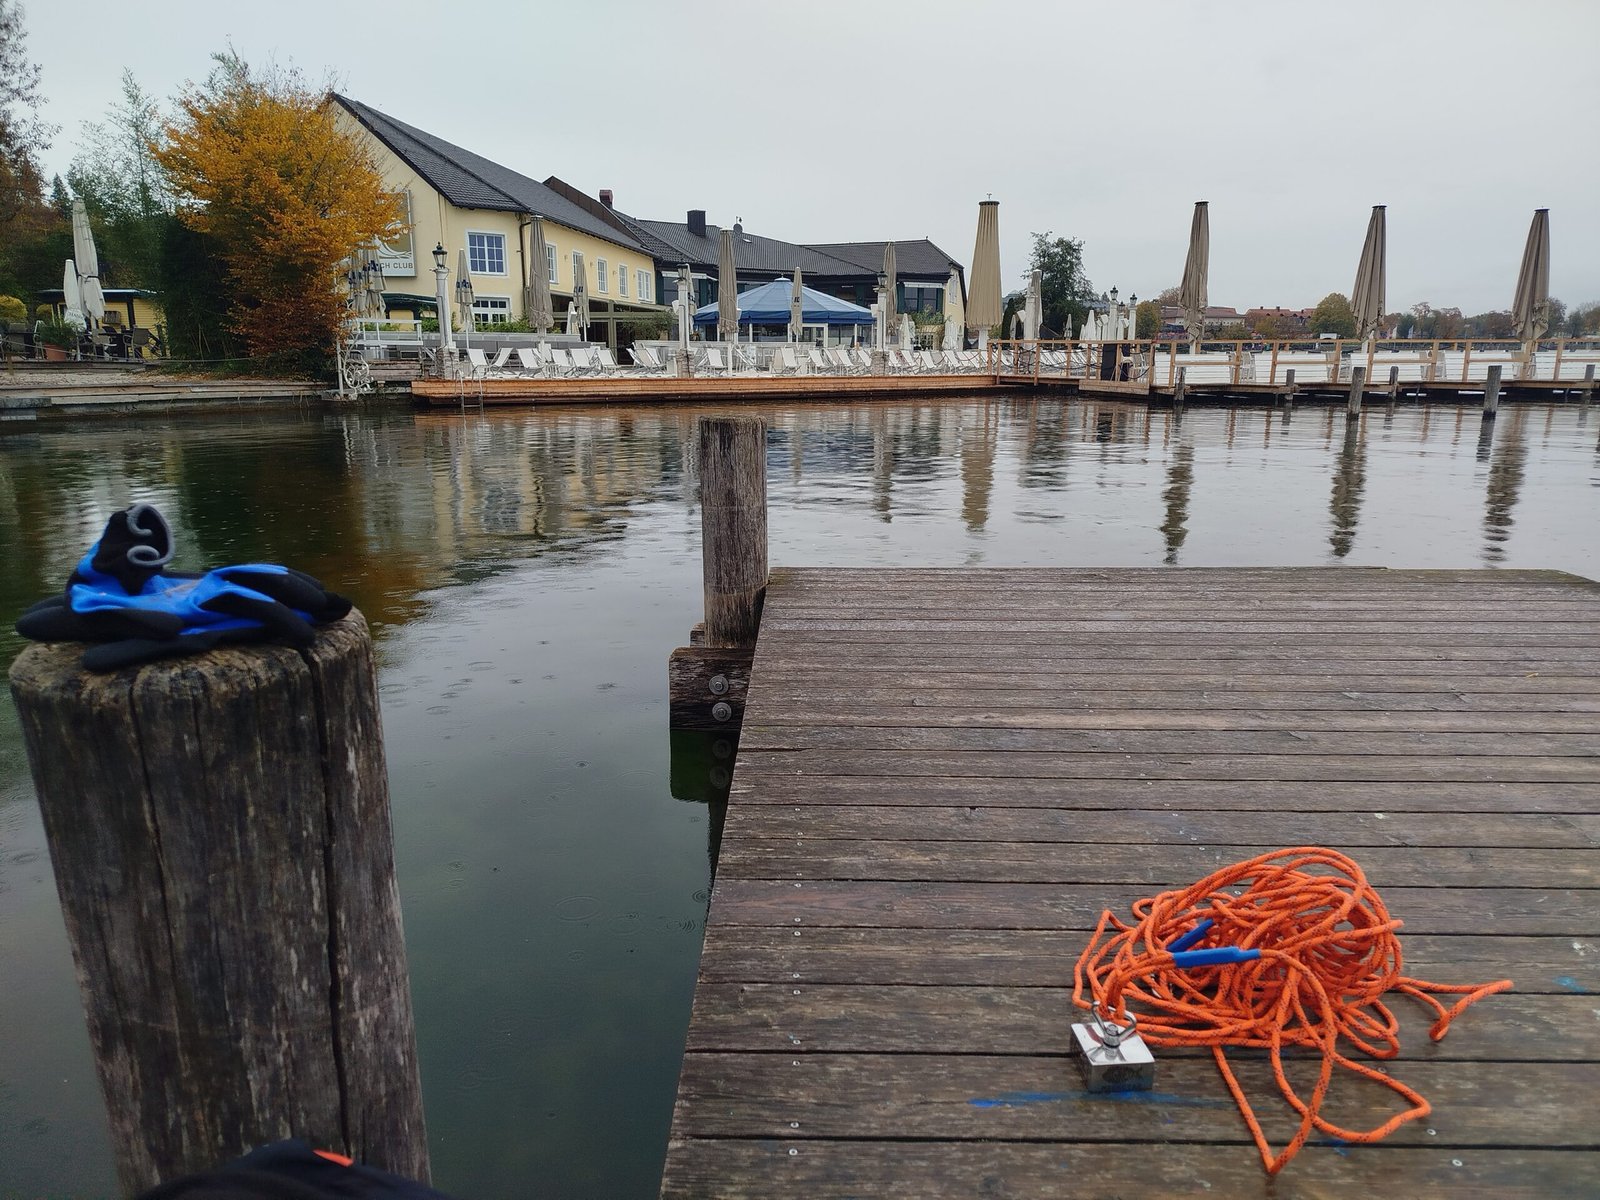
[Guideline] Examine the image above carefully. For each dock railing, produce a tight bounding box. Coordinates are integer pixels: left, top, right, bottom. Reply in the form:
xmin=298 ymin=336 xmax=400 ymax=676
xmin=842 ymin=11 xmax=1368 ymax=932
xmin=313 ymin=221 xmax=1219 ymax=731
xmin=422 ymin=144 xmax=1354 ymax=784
xmin=987 ymin=337 xmax=1600 ymax=389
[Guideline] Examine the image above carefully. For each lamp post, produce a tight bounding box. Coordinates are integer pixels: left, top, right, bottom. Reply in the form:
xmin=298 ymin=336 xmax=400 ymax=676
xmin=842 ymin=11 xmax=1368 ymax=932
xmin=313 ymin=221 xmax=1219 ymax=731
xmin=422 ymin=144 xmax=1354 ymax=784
xmin=432 ymin=242 xmax=454 ymax=367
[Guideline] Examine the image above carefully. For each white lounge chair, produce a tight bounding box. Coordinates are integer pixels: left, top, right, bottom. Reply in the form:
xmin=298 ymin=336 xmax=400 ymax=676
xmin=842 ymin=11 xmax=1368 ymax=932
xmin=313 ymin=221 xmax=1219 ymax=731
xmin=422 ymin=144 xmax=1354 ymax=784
xmin=916 ymin=350 xmax=942 ymax=374
xmin=546 ymin=347 xmax=575 ymax=376
xmin=700 ymin=347 xmax=729 ymax=373
xmin=840 ymin=347 xmax=869 ymax=374
xmin=464 ymin=347 xmax=490 ymax=378
xmin=593 ymin=347 xmax=622 ymax=374
xmin=807 ymin=347 xmax=830 ymax=374
xmin=632 ymin=344 xmax=669 ymax=375
xmin=514 ymin=347 xmax=544 ymax=376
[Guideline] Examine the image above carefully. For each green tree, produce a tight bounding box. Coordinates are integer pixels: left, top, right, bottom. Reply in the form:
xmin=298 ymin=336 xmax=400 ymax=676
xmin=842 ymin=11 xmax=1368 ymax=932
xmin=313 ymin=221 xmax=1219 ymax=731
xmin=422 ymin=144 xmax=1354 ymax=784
xmin=1135 ymin=299 xmax=1160 ymax=339
xmin=1546 ymin=297 xmax=1567 ymax=338
xmin=0 ymin=0 xmax=56 ymax=298
xmin=1310 ymin=292 xmax=1357 ymax=338
xmin=66 ymin=71 xmax=172 ymax=288
xmin=1027 ymin=232 xmax=1095 ymax=338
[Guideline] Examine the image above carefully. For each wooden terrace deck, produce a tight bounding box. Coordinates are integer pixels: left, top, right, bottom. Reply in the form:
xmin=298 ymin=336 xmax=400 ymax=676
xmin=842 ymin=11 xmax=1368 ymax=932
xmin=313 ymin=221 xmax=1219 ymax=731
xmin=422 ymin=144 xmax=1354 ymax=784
xmin=661 ymin=566 xmax=1600 ymax=1198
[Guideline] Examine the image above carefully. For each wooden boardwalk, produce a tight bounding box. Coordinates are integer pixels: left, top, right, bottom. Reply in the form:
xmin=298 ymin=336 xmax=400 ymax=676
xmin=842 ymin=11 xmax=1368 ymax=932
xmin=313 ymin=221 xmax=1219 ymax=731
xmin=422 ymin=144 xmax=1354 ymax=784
xmin=661 ymin=566 xmax=1600 ymax=1198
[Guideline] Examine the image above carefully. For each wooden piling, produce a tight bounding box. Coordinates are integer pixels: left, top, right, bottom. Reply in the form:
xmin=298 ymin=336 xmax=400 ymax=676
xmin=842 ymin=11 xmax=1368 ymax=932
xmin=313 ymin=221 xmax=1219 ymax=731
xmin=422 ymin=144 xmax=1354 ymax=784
xmin=7 ymin=613 xmax=428 ymax=1194
xmin=1282 ymin=367 xmax=1296 ymax=409
xmin=1581 ymin=364 xmax=1595 ymax=405
xmin=670 ymin=416 xmax=770 ymax=731
xmin=1483 ymin=364 xmax=1502 ymax=419
xmin=1173 ymin=366 xmax=1186 ymax=410
xmin=1388 ymin=365 xmax=1400 ymax=401
xmin=698 ymin=416 xmax=768 ymax=648
xmin=1346 ymin=364 xmax=1366 ymax=420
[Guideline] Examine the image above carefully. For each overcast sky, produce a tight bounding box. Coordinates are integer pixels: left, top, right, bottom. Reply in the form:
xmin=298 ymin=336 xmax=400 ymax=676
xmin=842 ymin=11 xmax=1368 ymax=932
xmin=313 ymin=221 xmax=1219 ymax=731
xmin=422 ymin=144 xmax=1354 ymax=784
xmin=23 ymin=0 xmax=1600 ymax=313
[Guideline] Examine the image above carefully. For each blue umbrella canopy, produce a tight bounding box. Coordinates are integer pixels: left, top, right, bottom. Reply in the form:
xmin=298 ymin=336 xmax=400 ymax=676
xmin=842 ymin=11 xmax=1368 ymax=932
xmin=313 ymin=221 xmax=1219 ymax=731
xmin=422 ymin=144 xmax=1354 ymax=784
xmin=695 ymin=278 xmax=875 ymax=326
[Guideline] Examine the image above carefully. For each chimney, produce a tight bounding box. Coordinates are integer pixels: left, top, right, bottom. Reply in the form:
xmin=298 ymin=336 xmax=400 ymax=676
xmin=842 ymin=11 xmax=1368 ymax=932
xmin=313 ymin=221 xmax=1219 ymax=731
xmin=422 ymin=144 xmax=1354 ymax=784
xmin=599 ymin=189 xmax=613 ymax=209
xmin=687 ymin=209 xmax=707 ymax=238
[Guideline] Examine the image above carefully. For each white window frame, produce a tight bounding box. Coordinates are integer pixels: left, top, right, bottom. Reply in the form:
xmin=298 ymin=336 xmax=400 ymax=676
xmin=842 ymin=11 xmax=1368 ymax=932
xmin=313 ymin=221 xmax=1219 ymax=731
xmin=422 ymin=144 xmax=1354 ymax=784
xmin=637 ymin=269 xmax=650 ymax=301
xmin=465 ymin=230 xmax=508 ymax=276
xmin=617 ymin=262 xmax=628 ymax=297
xmin=595 ymin=257 xmax=609 ymax=293
xmin=545 ymin=244 xmax=558 ymax=284
xmin=571 ymin=251 xmax=583 ymax=287
xmin=472 ymin=294 xmax=513 ymax=325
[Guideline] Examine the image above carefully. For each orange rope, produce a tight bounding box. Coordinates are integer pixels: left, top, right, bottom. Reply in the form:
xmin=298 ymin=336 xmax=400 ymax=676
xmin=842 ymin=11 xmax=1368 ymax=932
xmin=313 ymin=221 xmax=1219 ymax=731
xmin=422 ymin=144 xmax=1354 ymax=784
xmin=1071 ymin=847 xmax=1512 ymax=1175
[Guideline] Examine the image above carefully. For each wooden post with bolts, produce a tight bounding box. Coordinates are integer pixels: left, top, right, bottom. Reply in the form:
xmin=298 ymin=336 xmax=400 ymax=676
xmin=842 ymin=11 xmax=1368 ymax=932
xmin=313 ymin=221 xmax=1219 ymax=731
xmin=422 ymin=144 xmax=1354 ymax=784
xmin=1483 ymin=364 xmax=1502 ymax=419
xmin=7 ymin=614 xmax=428 ymax=1194
xmin=1347 ymin=365 xmax=1366 ymax=421
xmin=669 ymin=416 xmax=769 ymax=732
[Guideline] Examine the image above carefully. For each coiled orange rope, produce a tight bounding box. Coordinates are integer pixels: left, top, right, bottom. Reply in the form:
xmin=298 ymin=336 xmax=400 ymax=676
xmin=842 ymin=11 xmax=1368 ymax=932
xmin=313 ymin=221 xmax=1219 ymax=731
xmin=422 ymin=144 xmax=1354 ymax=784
xmin=1072 ymin=847 xmax=1512 ymax=1175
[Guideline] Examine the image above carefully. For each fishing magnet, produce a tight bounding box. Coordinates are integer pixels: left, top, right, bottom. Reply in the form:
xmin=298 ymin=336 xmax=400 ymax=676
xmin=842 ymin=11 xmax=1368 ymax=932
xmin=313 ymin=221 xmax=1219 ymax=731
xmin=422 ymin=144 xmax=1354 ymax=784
xmin=1071 ymin=1003 xmax=1155 ymax=1094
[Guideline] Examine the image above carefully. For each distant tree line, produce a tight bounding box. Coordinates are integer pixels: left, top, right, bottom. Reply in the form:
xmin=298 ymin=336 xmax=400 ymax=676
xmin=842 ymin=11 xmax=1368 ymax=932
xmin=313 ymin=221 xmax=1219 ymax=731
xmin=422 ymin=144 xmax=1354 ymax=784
xmin=0 ymin=6 xmax=399 ymax=377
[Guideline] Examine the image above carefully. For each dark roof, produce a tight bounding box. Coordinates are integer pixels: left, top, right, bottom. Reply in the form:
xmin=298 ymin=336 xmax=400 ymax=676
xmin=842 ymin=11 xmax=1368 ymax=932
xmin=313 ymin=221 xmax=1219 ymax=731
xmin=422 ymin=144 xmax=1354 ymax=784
xmin=331 ymin=95 xmax=646 ymax=253
xmin=613 ymin=213 xmax=963 ymax=281
xmin=807 ymin=239 xmax=962 ymax=278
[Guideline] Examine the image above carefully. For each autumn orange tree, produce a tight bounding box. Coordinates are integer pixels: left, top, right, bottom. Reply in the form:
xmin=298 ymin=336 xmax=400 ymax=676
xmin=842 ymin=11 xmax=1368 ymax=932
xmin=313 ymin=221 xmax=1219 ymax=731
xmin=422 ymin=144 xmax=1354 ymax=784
xmin=155 ymin=52 xmax=400 ymax=374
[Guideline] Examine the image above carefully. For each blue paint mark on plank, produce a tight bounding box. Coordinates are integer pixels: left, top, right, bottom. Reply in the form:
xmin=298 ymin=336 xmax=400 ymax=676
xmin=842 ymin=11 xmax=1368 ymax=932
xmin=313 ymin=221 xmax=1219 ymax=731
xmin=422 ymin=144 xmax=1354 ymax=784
xmin=969 ymin=1089 xmax=1225 ymax=1109
xmin=1554 ymin=976 xmax=1592 ymax=994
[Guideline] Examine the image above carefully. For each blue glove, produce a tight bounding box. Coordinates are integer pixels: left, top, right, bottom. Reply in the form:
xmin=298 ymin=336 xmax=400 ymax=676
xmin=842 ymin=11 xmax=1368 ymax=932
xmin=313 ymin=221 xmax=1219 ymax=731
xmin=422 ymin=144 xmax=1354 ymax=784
xmin=16 ymin=504 xmax=352 ymax=671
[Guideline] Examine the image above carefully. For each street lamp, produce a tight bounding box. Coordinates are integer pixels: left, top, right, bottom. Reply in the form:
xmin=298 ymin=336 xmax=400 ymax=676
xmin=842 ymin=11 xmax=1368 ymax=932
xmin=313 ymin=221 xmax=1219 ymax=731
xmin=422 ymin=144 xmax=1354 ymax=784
xmin=432 ymin=242 xmax=455 ymax=362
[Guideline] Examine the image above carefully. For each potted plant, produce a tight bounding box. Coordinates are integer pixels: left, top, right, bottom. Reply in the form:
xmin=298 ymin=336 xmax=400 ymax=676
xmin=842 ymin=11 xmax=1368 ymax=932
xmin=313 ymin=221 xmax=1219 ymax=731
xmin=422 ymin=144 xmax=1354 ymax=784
xmin=37 ymin=318 xmax=80 ymax=361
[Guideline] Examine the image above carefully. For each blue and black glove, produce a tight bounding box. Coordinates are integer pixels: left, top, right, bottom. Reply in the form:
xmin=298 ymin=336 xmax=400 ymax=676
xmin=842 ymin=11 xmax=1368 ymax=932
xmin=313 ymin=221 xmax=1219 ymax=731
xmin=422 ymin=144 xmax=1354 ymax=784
xmin=16 ymin=503 xmax=352 ymax=671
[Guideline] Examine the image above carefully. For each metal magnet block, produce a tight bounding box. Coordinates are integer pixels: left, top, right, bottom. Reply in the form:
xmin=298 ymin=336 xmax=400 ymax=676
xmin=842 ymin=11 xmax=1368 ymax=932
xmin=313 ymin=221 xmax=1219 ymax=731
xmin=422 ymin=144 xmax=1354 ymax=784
xmin=1070 ymin=1009 xmax=1156 ymax=1094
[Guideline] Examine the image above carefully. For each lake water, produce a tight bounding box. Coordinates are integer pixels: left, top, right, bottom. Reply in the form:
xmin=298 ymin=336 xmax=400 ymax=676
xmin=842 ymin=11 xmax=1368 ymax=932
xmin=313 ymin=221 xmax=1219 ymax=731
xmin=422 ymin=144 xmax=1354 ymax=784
xmin=1 ymin=396 xmax=1597 ymax=1198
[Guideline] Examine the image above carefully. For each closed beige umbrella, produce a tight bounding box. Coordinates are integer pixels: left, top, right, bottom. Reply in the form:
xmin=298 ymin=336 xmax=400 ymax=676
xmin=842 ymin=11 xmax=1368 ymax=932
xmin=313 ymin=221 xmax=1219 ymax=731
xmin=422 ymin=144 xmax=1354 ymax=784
xmin=570 ymin=250 xmax=589 ymax=337
xmin=882 ymin=242 xmax=897 ymax=342
xmin=1178 ymin=201 xmax=1209 ymax=349
xmin=456 ymin=247 xmax=475 ymax=348
xmin=1350 ymin=205 xmax=1386 ymax=342
xmin=965 ymin=200 xmax=1001 ymax=339
xmin=1512 ymin=208 xmax=1551 ymax=343
xmin=526 ymin=215 xmax=554 ymax=334
xmin=789 ymin=268 xmax=804 ymax=342
xmin=717 ymin=227 xmax=739 ymax=344
xmin=71 ymin=198 xmax=106 ymax=327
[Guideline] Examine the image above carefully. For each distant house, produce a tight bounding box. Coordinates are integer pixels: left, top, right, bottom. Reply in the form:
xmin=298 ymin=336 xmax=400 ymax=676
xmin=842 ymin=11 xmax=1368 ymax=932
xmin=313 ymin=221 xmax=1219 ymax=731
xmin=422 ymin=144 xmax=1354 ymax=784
xmin=1244 ymin=307 xmax=1314 ymax=335
xmin=609 ymin=205 xmax=967 ymax=332
xmin=1158 ymin=304 xmax=1250 ymax=335
xmin=330 ymin=95 xmax=663 ymax=348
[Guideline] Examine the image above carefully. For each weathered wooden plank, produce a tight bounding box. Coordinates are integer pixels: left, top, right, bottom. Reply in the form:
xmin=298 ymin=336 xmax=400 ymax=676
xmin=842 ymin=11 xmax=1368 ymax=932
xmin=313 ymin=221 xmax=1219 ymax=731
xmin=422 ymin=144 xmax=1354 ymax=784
xmin=758 ymin=643 xmax=1600 ymax=664
xmin=715 ymin=840 xmax=1600 ymax=889
xmin=683 ymin=986 xmax=1593 ymax=1059
xmin=709 ymin=880 xmax=1600 ymax=935
xmin=738 ymin=725 xmax=1600 ymax=757
xmin=670 ymin=1054 xmax=1597 ymax=1146
xmin=734 ymin=749 xmax=1600 ymax=783
xmin=742 ymin=688 xmax=1600 ymax=714
xmin=722 ymin=805 xmax=1600 ymax=849
xmin=693 ymin=927 xmax=1600 ymax=993
xmin=769 ymin=601 xmax=1600 ymax=620
xmin=728 ymin=776 xmax=1600 ymax=813
xmin=755 ymin=620 xmax=1600 ymax=640
xmin=747 ymin=669 xmax=1600 ymax=693
xmin=767 ymin=568 xmax=1597 ymax=589
xmin=661 ymin=1140 xmax=1599 ymax=1200
xmin=743 ymin=705 xmax=1600 ymax=733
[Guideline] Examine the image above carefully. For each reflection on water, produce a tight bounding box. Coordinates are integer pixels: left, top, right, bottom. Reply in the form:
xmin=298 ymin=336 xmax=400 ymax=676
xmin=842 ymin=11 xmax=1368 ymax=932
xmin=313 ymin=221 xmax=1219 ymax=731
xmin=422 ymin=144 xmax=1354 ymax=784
xmin=2 ymin=397 xmax=1598 ymax=1199
xmin=1484 ymin=409 xmax=1529 ymax=563
xmin=1329 ymin=421 xmax=1368 ymax=558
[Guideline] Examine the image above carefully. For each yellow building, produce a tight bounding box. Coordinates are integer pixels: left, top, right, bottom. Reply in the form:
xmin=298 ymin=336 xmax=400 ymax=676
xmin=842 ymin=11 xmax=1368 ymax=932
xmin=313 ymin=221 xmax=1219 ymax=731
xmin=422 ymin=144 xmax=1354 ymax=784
xmin=331 ymin=95 xmax=663 ymax=348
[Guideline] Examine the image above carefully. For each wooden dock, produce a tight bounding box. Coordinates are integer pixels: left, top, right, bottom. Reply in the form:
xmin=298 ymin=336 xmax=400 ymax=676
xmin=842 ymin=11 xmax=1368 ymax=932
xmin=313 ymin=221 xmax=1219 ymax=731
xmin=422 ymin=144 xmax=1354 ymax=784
xmin=411 ymin=372 xmax=1022 ymax=406
xmin=662 ymin=563 xmax=1600 ymax=1197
